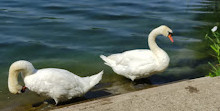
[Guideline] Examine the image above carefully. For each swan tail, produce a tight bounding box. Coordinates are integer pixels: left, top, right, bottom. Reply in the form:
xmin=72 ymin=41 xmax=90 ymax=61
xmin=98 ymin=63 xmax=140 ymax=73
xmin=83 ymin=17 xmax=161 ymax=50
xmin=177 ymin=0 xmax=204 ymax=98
xmin=100 ymin=55 xmax=116 ymax=67
xmin=80 ymin=71 xmax=104 ymax=93
xmin=88 ymin=70 xmax=103 ymax=87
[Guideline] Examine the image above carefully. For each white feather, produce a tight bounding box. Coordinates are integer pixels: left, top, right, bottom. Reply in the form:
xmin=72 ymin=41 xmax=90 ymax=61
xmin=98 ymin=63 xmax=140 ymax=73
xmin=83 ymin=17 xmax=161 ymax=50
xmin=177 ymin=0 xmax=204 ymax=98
xmin=8 ymin=60 xmax=103 ymax=104
xmin=100 ymin=25 xmax=173 ymax=81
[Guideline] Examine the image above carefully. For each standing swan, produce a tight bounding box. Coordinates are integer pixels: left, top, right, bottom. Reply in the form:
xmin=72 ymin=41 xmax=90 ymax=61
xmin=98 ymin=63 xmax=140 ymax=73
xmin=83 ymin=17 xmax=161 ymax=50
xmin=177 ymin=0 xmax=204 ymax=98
xmin=8 ymin=60 xmax=103 ymax=104
xmin=100 ymin=25 xmax=173 ymax=81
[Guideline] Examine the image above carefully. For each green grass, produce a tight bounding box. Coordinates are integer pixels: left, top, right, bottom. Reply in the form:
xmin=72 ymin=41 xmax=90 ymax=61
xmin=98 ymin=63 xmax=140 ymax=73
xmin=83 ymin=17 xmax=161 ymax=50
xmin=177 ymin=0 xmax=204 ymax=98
xmin=205 ymin=28 xmax=220 ymax=77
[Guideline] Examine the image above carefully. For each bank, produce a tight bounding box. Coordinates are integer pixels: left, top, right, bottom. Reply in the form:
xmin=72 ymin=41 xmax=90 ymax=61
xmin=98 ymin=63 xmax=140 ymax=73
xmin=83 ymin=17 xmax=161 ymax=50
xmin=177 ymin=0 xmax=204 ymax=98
xmin=52 ymin=76 xmax=220 ymax=111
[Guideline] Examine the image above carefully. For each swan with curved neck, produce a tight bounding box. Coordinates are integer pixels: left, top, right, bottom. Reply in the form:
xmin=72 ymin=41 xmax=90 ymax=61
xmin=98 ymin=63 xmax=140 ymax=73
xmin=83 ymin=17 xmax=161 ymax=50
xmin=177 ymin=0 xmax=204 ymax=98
xmin=100 ymin=25 xmax=173 ymax=81
xmin=8 ymin=60 xmax=103 ymax=104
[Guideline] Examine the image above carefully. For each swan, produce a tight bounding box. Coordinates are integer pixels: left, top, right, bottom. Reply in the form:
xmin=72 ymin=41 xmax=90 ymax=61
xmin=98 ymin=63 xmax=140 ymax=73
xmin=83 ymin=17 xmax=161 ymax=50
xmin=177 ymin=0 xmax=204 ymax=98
xmin=100 ymin=25 xmax=173 ymax=81
xmin=8 ymin=60 xmax=103 ymax=104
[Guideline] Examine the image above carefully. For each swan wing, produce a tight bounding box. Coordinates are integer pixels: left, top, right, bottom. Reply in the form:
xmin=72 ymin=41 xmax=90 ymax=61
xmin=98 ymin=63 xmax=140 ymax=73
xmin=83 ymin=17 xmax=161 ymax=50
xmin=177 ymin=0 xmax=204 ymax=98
xmin=105 ymin=49 xmax=157 ymax=67
xmin=101 ymin=50 xmax=158 ymax=80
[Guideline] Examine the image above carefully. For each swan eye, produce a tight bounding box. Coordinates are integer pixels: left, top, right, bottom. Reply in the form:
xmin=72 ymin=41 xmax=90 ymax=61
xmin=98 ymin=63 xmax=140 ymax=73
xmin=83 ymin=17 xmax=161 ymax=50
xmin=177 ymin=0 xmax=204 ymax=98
xmin=168 ymin=32 xmax=173 ymax=36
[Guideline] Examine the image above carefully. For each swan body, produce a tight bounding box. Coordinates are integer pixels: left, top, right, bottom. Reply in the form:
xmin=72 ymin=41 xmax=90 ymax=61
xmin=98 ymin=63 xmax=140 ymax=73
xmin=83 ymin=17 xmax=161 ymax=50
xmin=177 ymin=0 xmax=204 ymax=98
xmin=8 ymin=60 xmax=103 ymax=104
xmin=100 ymin=25 xmax=173 ymax=81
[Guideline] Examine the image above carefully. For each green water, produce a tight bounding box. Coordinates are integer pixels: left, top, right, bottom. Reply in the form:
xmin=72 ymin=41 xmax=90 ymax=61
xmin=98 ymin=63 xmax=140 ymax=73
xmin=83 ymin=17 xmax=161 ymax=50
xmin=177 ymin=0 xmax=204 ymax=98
xmin=0 ymin=0 xmax=220 ymax=110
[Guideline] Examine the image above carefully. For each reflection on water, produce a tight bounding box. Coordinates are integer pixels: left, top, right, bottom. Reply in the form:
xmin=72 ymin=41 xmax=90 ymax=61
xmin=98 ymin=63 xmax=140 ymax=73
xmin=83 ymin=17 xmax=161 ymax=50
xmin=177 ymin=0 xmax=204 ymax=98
xmin=0 ymin=0 xmax=220 ymax=110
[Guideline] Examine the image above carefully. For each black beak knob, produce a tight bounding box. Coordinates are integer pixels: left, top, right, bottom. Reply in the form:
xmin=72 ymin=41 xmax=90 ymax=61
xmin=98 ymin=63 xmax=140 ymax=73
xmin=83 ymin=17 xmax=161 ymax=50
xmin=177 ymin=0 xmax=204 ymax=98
xmin=21 ymin=86 xmax=27 ymax=93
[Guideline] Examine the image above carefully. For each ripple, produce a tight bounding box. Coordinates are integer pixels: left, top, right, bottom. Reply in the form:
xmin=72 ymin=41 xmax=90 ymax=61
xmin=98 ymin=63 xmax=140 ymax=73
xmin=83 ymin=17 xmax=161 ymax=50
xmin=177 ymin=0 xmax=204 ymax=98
xmin=0 ymin=0 xmax=215 ymax=110
xmin=175 ymin=36 xmax=202 ymax=43
xmin=39 ymin=16 xmax=64 ymax=20
xmin=42 ymin=5 xmax=69 ymax=10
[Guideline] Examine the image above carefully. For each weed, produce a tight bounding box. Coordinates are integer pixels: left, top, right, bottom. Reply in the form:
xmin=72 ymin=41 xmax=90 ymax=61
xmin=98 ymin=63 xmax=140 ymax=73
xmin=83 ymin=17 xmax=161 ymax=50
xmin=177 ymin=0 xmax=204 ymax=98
xmin=205 ymin=26 xmax=220 ymax=77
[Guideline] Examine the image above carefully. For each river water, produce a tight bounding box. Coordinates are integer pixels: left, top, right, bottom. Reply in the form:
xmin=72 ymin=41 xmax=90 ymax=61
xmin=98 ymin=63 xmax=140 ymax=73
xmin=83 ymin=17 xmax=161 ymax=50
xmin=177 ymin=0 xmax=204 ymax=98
xmin=0 ymin=0 xmax=219 ymax=110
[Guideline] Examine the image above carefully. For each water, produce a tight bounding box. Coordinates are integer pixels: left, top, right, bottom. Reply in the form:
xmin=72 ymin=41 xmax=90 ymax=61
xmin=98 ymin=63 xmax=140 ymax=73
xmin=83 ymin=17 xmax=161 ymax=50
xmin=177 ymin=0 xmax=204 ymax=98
xmin=0 ymin=0 xmax=219 ymax=110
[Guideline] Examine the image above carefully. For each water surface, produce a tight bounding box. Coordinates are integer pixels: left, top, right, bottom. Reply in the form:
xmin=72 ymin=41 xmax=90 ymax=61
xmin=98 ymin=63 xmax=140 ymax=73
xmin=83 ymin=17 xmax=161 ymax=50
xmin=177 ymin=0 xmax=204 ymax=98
xmin=0 ymin=0 xmax=219 ymax=110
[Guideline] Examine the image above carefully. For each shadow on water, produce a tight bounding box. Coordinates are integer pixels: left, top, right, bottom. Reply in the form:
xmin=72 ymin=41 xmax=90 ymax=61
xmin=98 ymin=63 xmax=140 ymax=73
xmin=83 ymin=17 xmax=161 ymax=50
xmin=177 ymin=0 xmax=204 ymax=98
xmin=32 ymin=90 xmax=112 ymax=107
xmin=30 ymin=83 xmax=112 ymax=110
xmin=31 ymin=76 xmax=154 ymax=110
xmin=131 ymin=78 xmax=153 ymax=90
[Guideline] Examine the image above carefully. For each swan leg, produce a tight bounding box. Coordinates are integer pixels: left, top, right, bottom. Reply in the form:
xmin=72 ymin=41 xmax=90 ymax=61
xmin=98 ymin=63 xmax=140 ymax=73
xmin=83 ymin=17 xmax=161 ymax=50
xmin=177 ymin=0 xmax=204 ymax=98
xmin=54 ymin=99 xmax=59 ymax=105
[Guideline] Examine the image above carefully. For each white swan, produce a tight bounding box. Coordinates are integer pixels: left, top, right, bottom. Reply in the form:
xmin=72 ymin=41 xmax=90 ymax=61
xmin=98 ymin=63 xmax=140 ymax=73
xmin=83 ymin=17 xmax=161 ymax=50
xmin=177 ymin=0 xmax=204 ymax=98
xmin=100 ymin=25 xmax=173 ymax=81
xmin=8 ymin=60 xmax=103 ymax=104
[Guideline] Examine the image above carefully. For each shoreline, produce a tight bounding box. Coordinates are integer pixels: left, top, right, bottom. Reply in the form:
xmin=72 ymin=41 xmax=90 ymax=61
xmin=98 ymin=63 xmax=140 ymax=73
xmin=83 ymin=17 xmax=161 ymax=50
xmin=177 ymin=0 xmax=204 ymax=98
xmin=52 ymin=76 xmax=220 ymax=111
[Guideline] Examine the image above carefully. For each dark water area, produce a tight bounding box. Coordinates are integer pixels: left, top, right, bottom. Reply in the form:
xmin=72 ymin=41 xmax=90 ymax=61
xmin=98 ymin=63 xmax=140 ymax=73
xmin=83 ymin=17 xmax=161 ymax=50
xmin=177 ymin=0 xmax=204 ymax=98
xmin=0 ymin=0 xmax=220 ymax=110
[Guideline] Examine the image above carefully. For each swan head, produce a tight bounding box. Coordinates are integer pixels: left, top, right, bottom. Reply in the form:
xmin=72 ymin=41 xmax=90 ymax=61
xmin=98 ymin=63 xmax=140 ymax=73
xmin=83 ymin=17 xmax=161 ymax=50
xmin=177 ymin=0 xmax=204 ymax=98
xmin=9 ymin=85 xmax=27 ymax=94
xmin=8 ymin=60 xmax=34 ymax=94
xmin=8 ymin=83 xmax=23 ymax=94
xmin=158 ymin=25 xmax=173 ymax=42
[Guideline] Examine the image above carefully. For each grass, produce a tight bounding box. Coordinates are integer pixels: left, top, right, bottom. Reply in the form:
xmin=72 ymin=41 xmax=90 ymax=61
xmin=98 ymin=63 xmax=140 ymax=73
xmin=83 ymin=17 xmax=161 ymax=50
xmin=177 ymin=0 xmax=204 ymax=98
xmin=205 ymin=28 xmax=220 ymax=77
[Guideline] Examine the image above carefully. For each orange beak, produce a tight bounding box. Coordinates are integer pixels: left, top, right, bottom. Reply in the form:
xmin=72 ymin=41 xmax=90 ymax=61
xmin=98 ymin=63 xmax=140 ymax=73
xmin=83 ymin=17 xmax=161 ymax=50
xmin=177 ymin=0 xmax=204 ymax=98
xmin=168 ymin=34 xmax=174 ymax=43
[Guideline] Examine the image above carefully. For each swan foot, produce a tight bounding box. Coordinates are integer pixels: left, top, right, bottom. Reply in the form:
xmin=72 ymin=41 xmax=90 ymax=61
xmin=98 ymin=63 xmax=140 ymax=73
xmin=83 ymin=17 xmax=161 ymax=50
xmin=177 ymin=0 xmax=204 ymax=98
xmin=54 ymin=99 xmax=59 ymax=105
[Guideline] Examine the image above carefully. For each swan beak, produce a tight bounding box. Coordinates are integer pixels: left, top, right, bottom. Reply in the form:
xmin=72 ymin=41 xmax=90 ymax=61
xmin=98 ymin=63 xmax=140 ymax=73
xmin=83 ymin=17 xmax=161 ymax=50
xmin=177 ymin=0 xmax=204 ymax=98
xmin=168 ymin=33 xmax=174 ymax=43
xmin=21 ymin=86 xmax=27 ymax=93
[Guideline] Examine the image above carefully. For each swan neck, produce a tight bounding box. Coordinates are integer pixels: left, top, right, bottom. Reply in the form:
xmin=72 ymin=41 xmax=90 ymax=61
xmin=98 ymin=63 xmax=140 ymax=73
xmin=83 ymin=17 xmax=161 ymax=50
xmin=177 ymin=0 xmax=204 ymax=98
xmin=8 ymin=61 xmax=35 ymax=94
xmin=148 ymin=29 xmax=161 ymax=52
xmin=148 ymin=29 xmax=170 ymax=70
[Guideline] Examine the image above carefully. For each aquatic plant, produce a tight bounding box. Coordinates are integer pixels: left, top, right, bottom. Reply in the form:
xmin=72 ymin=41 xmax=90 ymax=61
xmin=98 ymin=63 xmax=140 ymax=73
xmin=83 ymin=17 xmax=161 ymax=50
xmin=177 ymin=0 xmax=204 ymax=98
xmin=205 ymin=26 xmax=220 ymax=77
